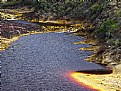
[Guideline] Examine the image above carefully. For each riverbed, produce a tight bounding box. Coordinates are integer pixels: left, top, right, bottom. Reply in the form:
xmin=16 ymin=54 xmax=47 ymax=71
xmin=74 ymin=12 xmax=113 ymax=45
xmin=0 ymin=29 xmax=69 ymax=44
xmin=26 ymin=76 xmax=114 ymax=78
xmin=1 ymin=31 xmax=109 ymax=91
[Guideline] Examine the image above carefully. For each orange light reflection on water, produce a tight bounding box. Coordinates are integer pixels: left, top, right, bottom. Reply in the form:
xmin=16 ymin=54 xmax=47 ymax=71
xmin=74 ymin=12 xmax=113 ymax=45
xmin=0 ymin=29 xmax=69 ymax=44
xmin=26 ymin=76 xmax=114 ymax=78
xmin=68 ymin=72 xmax=104 ymax=91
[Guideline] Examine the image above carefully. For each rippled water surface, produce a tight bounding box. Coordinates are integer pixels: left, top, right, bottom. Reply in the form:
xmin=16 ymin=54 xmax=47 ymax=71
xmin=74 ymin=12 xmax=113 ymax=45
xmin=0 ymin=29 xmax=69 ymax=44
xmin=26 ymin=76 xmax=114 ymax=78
xmin=1 ymin=32 xmax=105 ymax=91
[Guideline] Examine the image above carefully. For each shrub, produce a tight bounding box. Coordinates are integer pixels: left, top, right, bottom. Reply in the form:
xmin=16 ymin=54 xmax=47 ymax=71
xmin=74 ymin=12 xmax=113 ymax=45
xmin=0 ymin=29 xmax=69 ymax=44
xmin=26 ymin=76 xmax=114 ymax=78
xmin=91 ymin=3 xmax=102 ymax=13
xmin=97 ymin=20 xmax=118 ymax=39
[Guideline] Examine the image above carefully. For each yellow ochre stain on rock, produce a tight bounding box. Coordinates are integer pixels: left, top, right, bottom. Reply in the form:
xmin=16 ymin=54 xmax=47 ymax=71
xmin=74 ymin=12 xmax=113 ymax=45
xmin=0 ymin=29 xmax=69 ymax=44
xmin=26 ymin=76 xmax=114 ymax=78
xmin=71 ymin=72 xmax=121 ymax=91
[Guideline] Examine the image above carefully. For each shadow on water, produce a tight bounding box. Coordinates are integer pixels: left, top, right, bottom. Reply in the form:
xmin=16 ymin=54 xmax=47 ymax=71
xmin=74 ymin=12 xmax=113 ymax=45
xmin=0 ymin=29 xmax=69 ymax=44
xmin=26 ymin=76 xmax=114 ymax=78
xmin=76 ymin=67 xmax=113 ymax=74
xmin=34 ymin=22 xmax=72 ymax=27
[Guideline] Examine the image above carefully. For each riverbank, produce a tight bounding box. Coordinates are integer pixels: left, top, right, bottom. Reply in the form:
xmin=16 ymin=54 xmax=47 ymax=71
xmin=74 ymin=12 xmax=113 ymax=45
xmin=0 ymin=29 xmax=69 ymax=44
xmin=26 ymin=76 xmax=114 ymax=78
xmin=0 ymin=20 xmax=42 ymax=51
xmin=72 ymin=34 xmax=121 ymax=91
xmin=71 ymin=71 xmax=121 ymax=91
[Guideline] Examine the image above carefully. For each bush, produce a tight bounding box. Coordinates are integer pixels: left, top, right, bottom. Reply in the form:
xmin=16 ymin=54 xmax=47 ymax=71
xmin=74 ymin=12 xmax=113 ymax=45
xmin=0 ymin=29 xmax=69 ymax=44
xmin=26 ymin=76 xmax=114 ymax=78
xmin=97 ymin=20 xmax=118 ymax=39
xmin=90 ymin=3 xmax=103 ymax=20
xmin=0 ymin=1 xmax=20 ymax=8
xmin=91 ymin=3 xmax=102 ymax=13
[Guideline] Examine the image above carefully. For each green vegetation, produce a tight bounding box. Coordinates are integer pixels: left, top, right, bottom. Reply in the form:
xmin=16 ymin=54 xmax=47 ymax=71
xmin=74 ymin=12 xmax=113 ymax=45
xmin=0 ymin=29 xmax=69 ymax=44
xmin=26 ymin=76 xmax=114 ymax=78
xmin=90 ymin=3 xmax=103 ymax=20
xmin=0 ymin=0 xmax=37 ymax=8
xmin=96 ymin=20 xmax=118 ymax=39
xmin=0 ymin=1 xmax=20 ymax=8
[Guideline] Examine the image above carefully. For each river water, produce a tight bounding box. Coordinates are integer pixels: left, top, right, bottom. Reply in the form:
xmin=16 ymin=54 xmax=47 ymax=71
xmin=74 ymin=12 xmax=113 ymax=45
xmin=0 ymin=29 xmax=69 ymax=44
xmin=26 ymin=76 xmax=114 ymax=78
xmin=1 ymin=31 xmax=108 ymax=91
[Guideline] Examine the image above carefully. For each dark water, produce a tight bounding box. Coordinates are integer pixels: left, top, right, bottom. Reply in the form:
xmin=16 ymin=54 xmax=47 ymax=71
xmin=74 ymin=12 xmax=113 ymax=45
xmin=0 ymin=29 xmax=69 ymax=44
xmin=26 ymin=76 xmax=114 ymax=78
xmin=1 ymin=32 xmax=107 ymax=91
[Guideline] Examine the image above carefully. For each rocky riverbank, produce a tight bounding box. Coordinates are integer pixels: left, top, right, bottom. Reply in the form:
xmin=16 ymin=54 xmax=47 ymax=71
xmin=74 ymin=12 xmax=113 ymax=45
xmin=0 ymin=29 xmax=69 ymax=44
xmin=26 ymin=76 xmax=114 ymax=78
xmin=0 ymin=20 xmax=41 ymax=38
xmin=81 ymin=1 xmax=121 ymax=68
xmin=0 ymin=20 xmax=42 ymax=50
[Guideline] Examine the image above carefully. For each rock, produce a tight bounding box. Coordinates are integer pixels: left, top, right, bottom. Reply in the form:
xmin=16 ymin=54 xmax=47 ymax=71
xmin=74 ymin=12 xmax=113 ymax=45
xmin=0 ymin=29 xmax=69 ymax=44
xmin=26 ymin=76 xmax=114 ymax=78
xmin=109 ymin=1 xmax=117 ymax=6
xmin=102 ymin=56 xmax=113 ymax=64
xmin=114 ymin=64 xmax=121 ymax=74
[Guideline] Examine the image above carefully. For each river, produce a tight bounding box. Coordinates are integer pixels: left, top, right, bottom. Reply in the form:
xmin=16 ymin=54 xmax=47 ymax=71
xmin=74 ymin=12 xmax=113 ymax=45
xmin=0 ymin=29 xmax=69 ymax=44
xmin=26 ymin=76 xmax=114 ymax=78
xmin=1 ymin=20 xmax=109 ymax=91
